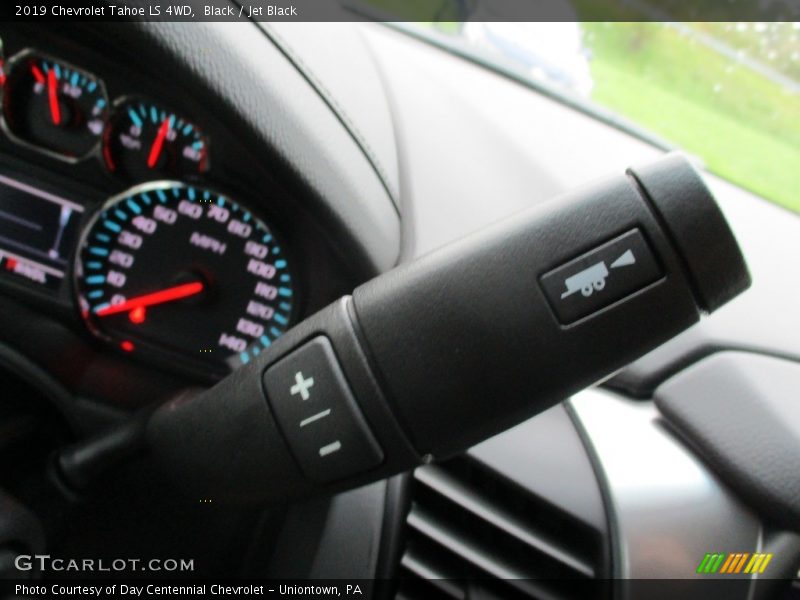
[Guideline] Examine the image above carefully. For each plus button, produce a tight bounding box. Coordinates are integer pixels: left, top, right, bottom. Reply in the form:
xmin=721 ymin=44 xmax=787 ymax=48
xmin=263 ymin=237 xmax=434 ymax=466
xmin=290 ymin=371 xmax=315 ymax=400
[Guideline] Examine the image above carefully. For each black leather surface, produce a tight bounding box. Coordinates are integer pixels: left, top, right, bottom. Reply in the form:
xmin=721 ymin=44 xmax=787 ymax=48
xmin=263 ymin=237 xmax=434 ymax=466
xmin=656 ymin=352 xmax=800 ymax=530
xmin=260 ymin=22 xmax=401 ymax=207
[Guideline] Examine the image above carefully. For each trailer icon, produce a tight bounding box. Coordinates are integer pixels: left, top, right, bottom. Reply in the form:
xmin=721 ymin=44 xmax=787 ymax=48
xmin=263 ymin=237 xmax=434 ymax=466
xmin=560 ymin=261 xmax=609 ymax=299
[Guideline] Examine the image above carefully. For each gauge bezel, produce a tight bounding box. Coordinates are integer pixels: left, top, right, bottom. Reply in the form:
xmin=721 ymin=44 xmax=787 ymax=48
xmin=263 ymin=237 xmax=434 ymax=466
xmin=101 ymin=95 xmax=211 ymax=182
xmin=0 ymin=48 xmax=110 ymax=164
xmin=73 ymin=180 xmax=298 ymax=381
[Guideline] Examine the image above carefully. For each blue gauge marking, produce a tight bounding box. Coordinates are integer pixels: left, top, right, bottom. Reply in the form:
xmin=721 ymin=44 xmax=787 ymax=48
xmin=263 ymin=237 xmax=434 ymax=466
xmin=126 ymin=199 xmax=142 ymax=214
xmin=128 ymin=108 xmax=143 ymax=128
xmin=104 ymin=98 xmax=209 ymax=180
xmin=3 ymin=52 xmax=110 ymax=158
xmin=77 ymin=183 xmax=294 ymax=377
xmin=103 ymin=221 xmax=121 ymax=233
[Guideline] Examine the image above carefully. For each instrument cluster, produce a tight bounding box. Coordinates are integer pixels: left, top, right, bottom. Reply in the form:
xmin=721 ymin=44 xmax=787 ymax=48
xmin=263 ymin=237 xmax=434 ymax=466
xmin=0 ymin=39 xmax=299 ymax=380
xmin=2 ymin=48 xmax=209 ymax=181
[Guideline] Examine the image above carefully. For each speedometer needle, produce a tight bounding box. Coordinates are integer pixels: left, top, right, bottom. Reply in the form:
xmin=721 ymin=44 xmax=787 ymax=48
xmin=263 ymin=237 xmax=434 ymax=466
xmin=96 ymin=281 xmax=204 ymax=318
xmin=47 ymin=68 xmax=61 ymax=125
xmin=147 ymin=117 xmax=171 ymax=169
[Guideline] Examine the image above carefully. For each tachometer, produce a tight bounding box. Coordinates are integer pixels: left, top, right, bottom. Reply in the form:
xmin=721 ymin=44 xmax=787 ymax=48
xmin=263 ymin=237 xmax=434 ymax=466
xmin=2 ymin=51 xmax=109 ymax=160
xmin=103 ymin=98 xmax=209 ymax=180
xmin=75 ymin=182 xmax=294 ymax=376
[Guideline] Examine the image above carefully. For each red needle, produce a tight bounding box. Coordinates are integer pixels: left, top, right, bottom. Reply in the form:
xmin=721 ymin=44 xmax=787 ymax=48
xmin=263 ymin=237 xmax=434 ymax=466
xmin=47 ymin=68 xmax=61 ymax=125
xmin=96 ymin=281 xmax=204 ymax=318
xmin=147 ymin=117 xmax=171 ymax=169
xmin=31 ymin=65 xmax=45 ymax=84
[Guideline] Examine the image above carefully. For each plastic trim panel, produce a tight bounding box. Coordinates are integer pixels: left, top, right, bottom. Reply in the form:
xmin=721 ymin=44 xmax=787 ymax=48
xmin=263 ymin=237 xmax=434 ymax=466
xmin=571 ymin=389 xmax=763 ymax=598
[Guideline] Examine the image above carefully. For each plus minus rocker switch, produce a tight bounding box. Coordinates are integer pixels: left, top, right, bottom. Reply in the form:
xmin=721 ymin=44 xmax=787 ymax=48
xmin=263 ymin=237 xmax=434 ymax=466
xmin=263 ymin=336 xmax=384 ymax=483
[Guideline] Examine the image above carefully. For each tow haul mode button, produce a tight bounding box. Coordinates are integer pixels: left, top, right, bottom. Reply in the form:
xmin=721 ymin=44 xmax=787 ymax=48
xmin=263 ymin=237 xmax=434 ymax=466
xmin=263 ymin=336 xmax=383 ymax=483
xmin=540 ymin=229 xmax=662 ymax=324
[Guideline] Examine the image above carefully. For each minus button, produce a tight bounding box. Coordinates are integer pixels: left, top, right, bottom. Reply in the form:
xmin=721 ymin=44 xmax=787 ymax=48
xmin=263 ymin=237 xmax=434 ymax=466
xmin=319 ymin=441 xmax=342 ymax=457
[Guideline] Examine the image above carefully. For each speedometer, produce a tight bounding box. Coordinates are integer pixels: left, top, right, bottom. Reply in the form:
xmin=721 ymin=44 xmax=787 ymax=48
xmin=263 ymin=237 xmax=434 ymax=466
xmin=75 ymin=182 xmax=295 ymax=376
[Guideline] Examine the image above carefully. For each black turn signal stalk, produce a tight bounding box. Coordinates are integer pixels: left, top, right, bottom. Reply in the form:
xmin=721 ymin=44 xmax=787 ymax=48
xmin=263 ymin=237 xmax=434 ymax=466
xmin=61 ymin=154 xmax=750 ymax=503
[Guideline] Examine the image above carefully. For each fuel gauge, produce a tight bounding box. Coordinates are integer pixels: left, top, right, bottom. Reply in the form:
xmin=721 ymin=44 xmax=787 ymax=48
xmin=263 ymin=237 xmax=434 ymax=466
xmin=103 ymin=98 xmax=209 ymax=181
xmin=2 ymin=51 xmax=109 ymax=160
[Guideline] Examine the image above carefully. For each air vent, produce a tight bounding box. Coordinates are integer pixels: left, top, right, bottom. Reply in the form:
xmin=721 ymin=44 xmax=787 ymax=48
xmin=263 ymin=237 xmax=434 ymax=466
xmin=396 ymin=456 xmax=608 ymax=600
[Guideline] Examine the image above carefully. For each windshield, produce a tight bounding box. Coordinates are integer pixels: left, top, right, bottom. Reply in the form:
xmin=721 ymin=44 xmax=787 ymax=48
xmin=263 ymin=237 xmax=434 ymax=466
xmin=402 ymin=21 xmax=800 ymax=213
